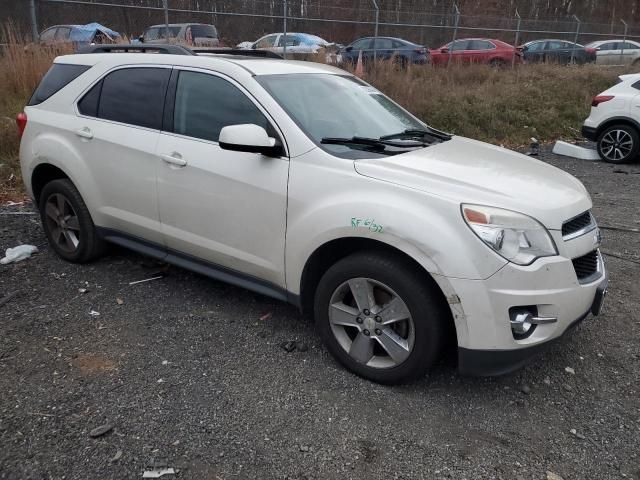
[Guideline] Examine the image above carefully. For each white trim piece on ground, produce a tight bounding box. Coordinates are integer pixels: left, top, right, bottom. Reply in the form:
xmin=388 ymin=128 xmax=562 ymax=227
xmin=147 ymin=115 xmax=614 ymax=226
xmin=552 ymin=141 xmax=601 ymax=161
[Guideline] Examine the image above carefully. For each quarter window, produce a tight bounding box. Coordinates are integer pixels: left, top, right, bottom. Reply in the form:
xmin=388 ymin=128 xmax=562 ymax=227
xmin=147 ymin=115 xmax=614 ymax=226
xmin=29 ymin=63 xmax=91 ymax=106
xmin=173 ymin=71 xmax=269 ymax=142
xmin=78 ymin=67 xmax=170 ymax=130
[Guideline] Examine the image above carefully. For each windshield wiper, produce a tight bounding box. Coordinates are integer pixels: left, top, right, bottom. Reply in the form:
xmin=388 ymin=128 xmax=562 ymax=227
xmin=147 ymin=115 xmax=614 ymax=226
xmin=380 ymin=127 xmax=452 ymax=142
xmin=321 ymin=136 xmax=426 ymax=150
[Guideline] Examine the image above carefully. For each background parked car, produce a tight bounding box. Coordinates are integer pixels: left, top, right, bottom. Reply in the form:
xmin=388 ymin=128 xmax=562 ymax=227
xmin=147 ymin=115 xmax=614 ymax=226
xmin=243 ymin=32 xmax=333 ymax=55
xmin=585 ymin=39 xmax=640 ymax=65
xmin=429 ymin=38 xmax=521 ymax=66
xmin=139 ymin=23 xmax=219 ymax=47
xmin=39 ymin=23 xmax=120 ymax=48
xmin=339 ymin=37 xmax=428 ymax=65
xmin=519 ymin=39 xmax=597 ymax=64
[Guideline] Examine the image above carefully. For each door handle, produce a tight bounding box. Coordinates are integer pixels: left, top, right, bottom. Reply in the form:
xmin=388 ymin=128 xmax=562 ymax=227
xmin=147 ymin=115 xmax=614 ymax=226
xmin=75 ymin=127 xmax=93 ymax=139
xmin=160 ymin=152 xmax=187 ymax=167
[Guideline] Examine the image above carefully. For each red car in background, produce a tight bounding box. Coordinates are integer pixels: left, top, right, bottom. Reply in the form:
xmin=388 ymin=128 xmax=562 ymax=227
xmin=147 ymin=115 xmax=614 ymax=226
xmin=429 ymin=38 xmax=522 ymax=66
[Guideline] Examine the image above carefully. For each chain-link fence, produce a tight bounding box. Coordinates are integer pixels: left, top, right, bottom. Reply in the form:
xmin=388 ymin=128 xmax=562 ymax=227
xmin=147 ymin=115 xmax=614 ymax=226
xmin=4 ymin=0 xmax=640 ymax=53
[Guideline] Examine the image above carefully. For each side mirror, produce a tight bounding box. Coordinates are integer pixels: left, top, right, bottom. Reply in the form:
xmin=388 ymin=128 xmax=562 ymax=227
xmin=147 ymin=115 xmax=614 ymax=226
xmin=251 ymin=43 xmax=258 ymax=50
xmin=138 ymin=35 xmax=144 ymax=43
xmin=440 ymin=47 xmax=449 ymax=53
xmin=345 ymin=46 xmax=353 ymax=52
xmin=219 ymin=124 xmax=283 ymax=157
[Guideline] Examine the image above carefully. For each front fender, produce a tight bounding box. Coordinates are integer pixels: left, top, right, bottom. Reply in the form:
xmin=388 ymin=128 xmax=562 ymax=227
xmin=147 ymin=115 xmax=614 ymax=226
xmin=285 ymin=172 xmax=507 ymax=297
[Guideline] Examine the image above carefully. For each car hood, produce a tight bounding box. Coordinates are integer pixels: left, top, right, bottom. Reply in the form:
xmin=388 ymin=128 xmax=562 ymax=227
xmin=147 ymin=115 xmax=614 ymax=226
xmin=353 ymin=136 xmax=592 ymax=230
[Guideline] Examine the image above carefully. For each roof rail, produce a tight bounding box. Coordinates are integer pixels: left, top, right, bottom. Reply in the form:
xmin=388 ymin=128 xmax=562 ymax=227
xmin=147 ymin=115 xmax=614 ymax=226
xmin=77 ymin=44 xmax=196 ymax=55
xmin=191 ymin=48 xmax=283 ymax=59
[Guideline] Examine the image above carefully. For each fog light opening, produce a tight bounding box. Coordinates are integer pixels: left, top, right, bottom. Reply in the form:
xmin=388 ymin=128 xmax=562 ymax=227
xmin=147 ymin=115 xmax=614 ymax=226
xmin=509 ymin=307 xmax=538 ymax=340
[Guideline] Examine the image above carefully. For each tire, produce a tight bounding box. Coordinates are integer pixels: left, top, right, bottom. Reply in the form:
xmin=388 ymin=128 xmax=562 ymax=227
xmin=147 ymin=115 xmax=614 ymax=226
xmin=314 ymin=251 xmax=449 ymax=384
xmin=39 ymin=178 xmax=106 ymax=263
xmin=489 ymin=58 xmax=506 ymax=68
xmin=596 ymin=124 xmax=640 ymax=164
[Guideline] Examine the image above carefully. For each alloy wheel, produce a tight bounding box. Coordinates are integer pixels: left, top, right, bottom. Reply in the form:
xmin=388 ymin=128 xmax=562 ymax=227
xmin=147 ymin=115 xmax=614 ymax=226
xmin=44 ymin=193 xmax=81 ymax=253
xmin=328 ymin=277 xmax=415 ymax=369
xmin=601 ymin=129 xmax=634 ymax=162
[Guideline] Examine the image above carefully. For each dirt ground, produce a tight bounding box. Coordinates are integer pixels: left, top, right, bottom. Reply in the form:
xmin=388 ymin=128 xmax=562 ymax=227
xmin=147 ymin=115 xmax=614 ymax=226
xmin=0 ymin=147 xmax=639 ymax=480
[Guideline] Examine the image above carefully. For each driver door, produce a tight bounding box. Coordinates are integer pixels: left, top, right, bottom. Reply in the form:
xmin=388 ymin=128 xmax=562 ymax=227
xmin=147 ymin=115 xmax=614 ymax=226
xmin=156 ymin=68 xmax=289 ymax=287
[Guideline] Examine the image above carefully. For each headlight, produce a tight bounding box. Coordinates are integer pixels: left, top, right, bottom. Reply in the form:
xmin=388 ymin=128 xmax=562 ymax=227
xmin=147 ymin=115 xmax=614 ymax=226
xmin=461 ymin=204 xmax=558 ymax=266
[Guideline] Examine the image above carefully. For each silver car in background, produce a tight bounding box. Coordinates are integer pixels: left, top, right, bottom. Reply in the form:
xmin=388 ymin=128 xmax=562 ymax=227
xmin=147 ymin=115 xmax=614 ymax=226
xmin=139 ymin=23 xmax=219 ymax=47
xmin=585 ymin=39 xmax=640 ymax=65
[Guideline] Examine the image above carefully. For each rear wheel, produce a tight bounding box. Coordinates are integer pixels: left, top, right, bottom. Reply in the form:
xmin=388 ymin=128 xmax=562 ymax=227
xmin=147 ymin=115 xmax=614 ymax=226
xmin=489 ymin=58 xmax=506 ymax=68
xmin=314 ymin=251 xmax=448 ymax=384
xmin=39 ymin=179 xmax=106 ymax=263
xmin=596 ymin=124 xmax=640 ymax=164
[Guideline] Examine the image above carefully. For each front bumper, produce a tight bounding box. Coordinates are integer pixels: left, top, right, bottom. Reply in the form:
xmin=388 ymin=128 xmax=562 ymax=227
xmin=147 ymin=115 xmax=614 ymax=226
xmin=581 ymin=125 xmax=598 ymax=142
xmin=458 ymin=276 xmax=607 ymax=376
xmin=448 ymin=251 xmax=608 ymax=376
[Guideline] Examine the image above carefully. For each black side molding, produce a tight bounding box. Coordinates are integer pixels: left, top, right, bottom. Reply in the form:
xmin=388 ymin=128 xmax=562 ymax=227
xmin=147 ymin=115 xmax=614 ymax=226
xmin=96 ymin=227 xmax=299 ymax=306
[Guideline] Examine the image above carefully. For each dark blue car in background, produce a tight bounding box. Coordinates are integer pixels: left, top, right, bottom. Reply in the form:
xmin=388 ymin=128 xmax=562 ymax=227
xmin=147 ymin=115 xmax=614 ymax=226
xmin=339 ymin=36 xmax=428 ymax=65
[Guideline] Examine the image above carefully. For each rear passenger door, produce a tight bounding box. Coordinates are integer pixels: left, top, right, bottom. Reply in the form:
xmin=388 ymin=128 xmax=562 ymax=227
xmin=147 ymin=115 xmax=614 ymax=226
xmin=155 ymin=68 xmax=289 ymax=287
xmin=74 ymin=65 xmax=170 ymax=243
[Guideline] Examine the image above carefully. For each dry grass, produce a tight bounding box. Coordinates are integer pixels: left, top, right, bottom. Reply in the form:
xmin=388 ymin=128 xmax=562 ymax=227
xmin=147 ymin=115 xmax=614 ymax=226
xmin=355 ymin=60 xmax=626 ymax=147
xmin=0 ymin=25 xmax=71 ymax=202
xmin=0 ymin=32 xmax=629 ymax=200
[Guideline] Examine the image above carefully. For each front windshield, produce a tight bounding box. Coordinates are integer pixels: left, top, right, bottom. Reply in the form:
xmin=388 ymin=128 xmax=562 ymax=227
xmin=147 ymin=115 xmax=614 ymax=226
xmin=257 ymin=73 xmax=427 ymax=158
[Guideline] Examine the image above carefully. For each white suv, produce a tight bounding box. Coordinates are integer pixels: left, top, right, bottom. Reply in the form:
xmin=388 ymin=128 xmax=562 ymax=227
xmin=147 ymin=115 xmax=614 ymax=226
xmin=583 ymin=73 xmax=640 ymax=164
xmin=19 ymin=45 xmax=607 ymax=384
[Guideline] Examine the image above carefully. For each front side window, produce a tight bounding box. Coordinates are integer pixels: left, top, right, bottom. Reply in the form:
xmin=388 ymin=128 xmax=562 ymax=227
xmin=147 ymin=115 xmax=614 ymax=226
xmin=598 ymin=42 xmax=616 ymax=51
xmin=54 ymin=27 xmax=71 ymax=40
xmin=351 ymin=38 xmax=371 ymax=51
xmin=546 ymin=41 xmax=565 ymax=50
xmin=526 ymin=42 xmax=545 ymax=52
xmin=29 ymin=63 xmax=91 ymax=106
xmin=173 ymin=71 xmax=269 ymax=142
xmin=374 ymin=38 xmax=393 ymax=49
xmin=78 ymin=67 xmax=170 ymax=130
xmin=258 ymin=73 xmax=425 ymax=158
xmin=40 ymin=28 xmax=56 ymax=41
xmin=450 ymin=40 xmax=469 ymax=51
xmin=468 ymin=40 xmax=494 ymax=50
xmin=255 ymin=35 xmax=277 ymax=49
xmin=278 ymin=34 xmax=300 ymax=47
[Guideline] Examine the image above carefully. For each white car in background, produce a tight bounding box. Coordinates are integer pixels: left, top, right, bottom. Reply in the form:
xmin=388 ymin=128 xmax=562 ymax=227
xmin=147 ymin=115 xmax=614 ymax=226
xmin=585 ymin=39 xmax=640 ymax=65
xmin=19 ymin=45 xmax=607 ymax=384
xmin=241 ymin=32 xmax=334 ymax=56
xmin=582 ymin=73 xmax=640 ymax=163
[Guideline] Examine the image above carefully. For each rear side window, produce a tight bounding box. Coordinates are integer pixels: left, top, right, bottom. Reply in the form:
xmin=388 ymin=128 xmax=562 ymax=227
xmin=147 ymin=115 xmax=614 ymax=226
xmin=173 ymin=71 xmax=269 ymax=142
xmin=28 ymin=63 xmax=90 ymax=106
xmin=78 ymin=67 xmax=171 ymax=130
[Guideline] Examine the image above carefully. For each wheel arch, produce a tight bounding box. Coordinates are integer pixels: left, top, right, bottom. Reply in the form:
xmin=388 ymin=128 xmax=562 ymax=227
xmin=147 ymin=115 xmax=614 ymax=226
xmin=596 ymin=116 xmax=640 ymax=138
xmin=298 ymin=236 xmax=458 ymax=349
xmin=31 ymin=163 xmax=71 ymax=205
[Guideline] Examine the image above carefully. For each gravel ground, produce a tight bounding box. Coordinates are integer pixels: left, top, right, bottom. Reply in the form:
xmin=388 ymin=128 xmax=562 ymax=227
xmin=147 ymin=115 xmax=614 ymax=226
xmin=0 ymin=147 xmax=639 ymax=480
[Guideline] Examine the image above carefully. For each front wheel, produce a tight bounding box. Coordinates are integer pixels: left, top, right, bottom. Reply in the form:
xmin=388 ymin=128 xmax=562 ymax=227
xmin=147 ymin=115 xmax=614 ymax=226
xmin=314 ymin=251 xmax=448 ymax=384
xmin=596 ymin=124 xmax=640 ymax=164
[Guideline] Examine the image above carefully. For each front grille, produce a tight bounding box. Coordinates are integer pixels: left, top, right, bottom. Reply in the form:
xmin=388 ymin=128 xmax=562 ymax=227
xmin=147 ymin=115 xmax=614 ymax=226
xmin=562 ymin=211 xmax=593 ymax=238
xmin=572 ymin=250 xmax=599 ymax=282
